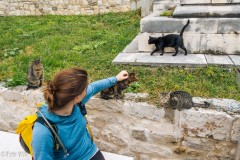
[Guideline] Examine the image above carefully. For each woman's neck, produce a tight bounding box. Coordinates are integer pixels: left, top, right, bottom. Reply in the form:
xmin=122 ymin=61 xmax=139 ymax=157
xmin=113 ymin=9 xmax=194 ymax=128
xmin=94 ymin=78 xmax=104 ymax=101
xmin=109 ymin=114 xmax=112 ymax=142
xmin=53 ymin=102 xmax=75 ymax=116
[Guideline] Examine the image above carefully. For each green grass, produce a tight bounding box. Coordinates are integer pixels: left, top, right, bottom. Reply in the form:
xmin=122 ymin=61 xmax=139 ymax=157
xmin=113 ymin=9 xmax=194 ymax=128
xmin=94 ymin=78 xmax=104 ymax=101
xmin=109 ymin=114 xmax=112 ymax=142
xmin=0 ymin=11 xmax=239 ymax=105
xmin=160 ymin=11 xmax=173 ymax=17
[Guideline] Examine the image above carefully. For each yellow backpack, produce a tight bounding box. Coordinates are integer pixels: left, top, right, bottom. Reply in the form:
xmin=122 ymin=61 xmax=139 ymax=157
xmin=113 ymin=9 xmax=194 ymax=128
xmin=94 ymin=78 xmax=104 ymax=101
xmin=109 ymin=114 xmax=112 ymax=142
xmin=16 ymin=102 xmax=93 ymax=157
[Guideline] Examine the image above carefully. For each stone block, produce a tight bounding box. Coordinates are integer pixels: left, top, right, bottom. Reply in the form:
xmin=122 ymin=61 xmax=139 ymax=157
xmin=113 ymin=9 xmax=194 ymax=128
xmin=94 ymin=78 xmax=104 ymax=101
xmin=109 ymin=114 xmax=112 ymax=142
xmin=223 ymin=34 xmax=240 ymax=54
xmin=179 ymin=109 xmax=234 ymax=141
xmin=0 ymin=90 xmax=24 ymax=102
xmin=173 ymin=5 xmax=240 ymax=18
xmin=182 ymin=137 xmax=216 ymax=151
xmin=132 ymin=128 xmax=147 ymax=141
xmin=141 ymin=17 xmax=218 ymax=34
xmin=149 ymin=132 xmax=179 ymax=145
xmin=141 ymin=17 xmax=190 ymax=33
xmin=200 ymin=34 xmax=240 ymax=55
xmin=205 ymin=55 xmax=234 ymax=66
xmin=123 ymin=101 xmax=165 ymax=121
xmin=91 ymin=139 xmax=119 ymax=153
xmin=200 ymin=34 xmax=225 ymax=54
xmin=0 ymin=2 xmax=7 ymax=10
xmin=140 ymin=119 xmax=181 ymax=138
xmin=102 ymin=124 xmax=129 ymax=147
xmin=212 ymin=0 xmax=240 ymax=3
xmin=129 ymin=141 xmax=173 ymax=158
xmin=180 ymin=0 xmax=211 ymax=4
xmin=87 ymin=98 xmax=124 ymax=113
xmin=231 ymin=115 xmax=240 ymax=142
xmin=24 ymin=89 xmax=44 ymax=108
xmin=218 ymin=18 xmax=240 ymax=34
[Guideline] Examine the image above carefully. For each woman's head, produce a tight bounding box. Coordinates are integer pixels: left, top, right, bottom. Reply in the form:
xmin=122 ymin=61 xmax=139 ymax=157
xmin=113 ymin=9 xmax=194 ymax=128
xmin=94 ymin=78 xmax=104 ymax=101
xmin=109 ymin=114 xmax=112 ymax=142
xmin=43 ymin=68 xmax=88 ymax=111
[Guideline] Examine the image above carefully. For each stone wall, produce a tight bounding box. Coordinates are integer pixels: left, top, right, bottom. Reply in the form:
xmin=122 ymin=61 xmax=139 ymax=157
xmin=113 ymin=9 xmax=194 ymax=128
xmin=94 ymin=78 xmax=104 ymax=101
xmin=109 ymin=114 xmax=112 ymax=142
xmin=0 ymin=85 xmax=239 ymax=159
xmin=0 ymin=0 xmax=145 ymax=16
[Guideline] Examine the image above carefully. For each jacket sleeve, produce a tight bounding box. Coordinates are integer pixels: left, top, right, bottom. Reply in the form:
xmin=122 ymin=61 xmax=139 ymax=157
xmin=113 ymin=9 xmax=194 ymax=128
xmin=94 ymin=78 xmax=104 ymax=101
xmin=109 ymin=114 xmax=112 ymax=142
xmin=81 ymin=77 xmax=117 ymax=104
xmin=32 ymin=122 xmax=54 ymax=160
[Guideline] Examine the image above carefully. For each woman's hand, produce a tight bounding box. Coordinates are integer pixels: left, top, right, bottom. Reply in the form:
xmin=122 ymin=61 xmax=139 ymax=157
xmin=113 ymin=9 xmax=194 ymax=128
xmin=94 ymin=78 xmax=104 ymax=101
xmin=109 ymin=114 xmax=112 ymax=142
xmin=116 ymin=70 xmax=128 ymax=81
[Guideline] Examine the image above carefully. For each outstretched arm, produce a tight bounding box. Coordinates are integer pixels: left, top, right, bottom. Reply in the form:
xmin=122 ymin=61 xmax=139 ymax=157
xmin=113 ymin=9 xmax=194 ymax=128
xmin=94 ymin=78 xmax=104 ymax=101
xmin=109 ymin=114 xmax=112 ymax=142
xmin=82 ymin=70 xmax=128 ymax=104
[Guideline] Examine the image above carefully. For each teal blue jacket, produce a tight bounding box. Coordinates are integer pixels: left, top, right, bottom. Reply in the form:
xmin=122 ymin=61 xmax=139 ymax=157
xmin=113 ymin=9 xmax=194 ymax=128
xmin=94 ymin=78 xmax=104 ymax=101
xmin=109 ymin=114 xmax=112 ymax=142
xmin=32 ymin=77 xmax=117 ymax=160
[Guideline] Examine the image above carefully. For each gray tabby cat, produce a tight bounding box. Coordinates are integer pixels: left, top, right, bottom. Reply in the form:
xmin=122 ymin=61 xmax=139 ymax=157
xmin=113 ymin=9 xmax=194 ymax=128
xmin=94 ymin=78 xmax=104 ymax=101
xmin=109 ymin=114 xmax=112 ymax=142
xmin=26 ymin=59 xmax=43 ymax=90
xmin=159 ymin=91 xmax=210 ymax=111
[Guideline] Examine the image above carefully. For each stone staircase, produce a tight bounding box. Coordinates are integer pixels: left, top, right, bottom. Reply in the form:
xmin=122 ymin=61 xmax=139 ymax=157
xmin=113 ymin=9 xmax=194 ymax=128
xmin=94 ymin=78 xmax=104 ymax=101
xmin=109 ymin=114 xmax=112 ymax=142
xmin=113 ymin=0 xmax=240 ymax=67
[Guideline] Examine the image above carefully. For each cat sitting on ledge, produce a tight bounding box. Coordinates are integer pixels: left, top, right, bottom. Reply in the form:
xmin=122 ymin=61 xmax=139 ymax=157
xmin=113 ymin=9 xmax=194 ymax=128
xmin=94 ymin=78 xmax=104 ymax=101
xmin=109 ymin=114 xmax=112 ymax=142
xmin=159 ymin=90 xmax=210 ymax=111
xmin=26 ymin=59 xmax=43 ymax=90
xmin=100 ymin=70 xmax=138 ymax=100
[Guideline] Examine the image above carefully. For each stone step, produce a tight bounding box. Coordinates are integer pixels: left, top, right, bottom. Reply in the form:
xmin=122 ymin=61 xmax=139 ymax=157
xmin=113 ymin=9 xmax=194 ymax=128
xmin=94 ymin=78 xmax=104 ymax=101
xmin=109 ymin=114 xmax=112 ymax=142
xmin=112 ymin=34 xmax=240 ymax=67
xmin=180 ymin=0 xmax=240 ymax=4
xmin=141 ymin=17 xmax=240 ymax=34
xmin=138 ymin=32 xmax=240 ymax=54
xmin=0 ymin=131 xmax=134 ymax=160
xmin=173 ymin=5 xmax=240 ymax=18
xmin=112 ymin=52 xmax=208 ymax=66
xmin=112 ymin=52 xmax=239 ymax=66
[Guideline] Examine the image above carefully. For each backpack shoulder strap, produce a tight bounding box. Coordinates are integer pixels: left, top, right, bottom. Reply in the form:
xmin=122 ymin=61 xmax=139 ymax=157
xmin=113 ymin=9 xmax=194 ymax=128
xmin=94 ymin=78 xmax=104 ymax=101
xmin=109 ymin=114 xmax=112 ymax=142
xmin=76 ymin=102 xmax=87 ymax=116
xmin=35 ymin=117 xmax=60 ymax=150
xmin=76 ymin=102 xmax=93 ymax=142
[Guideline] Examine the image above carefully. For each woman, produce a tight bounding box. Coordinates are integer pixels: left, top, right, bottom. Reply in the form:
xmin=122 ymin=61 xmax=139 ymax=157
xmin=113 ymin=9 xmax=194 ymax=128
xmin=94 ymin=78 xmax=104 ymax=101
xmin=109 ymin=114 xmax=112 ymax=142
xmin=32 ymin=68 xmax=128 ymax=160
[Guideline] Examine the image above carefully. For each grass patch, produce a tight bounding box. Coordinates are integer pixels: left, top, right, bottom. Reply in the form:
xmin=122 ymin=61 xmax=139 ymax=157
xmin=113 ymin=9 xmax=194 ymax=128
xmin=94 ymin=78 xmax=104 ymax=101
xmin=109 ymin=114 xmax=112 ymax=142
xmin=160 ymin=6 xmax=176 ymax=17
xmin=160 ymin=11 xmax=173 ymax=17
xmin=0 ymin=11 xmax=239 ymax=105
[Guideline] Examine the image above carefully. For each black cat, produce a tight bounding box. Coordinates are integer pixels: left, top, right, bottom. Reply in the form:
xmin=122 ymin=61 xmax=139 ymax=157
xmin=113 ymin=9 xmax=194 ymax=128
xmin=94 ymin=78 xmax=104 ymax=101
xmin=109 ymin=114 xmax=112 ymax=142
xmin=148 ymin=20 xmax=190 ymax=56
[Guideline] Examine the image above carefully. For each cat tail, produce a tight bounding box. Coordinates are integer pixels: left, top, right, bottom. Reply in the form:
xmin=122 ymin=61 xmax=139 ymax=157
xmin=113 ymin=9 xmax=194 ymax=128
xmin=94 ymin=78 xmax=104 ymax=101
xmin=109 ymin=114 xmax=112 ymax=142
xmin=193 ymin=101 xmax=211 ymax=108
xmin=180 ymin=20 xmax=190 ymax=37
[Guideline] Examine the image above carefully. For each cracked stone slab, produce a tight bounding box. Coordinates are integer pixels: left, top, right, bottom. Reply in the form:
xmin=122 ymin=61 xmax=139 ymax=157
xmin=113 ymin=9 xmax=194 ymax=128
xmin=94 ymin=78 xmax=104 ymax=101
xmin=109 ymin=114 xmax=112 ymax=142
xmin=218 ymin=18 xmax=240 ymax=34
xmin=205 ymin=55 xmax=234 ymax=66
xmin=179 ymin=109 xmax=234 ymax=141
xmin=229 ymin=55 xmax=240 ymax=66
xmin=112 ymin=52 xmax=207 ymax=67
xmin=199 ymin=34 xmax=240 ymax=55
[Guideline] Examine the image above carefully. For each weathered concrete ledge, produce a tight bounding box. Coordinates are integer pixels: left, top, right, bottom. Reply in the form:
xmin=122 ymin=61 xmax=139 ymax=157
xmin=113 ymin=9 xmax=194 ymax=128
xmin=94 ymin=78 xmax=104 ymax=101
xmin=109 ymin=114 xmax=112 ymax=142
xmin=173 ymin=5 xmax=240 ymax=18
xmin=141 ymin=17 xmax=240 ymax=34
xmin=0 ymin=86 xmax=239 ymax=159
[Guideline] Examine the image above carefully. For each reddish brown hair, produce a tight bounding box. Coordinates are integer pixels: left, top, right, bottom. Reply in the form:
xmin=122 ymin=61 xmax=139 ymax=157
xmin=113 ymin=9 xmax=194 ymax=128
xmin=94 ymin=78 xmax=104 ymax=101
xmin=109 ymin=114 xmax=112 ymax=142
xmin=43 ymin=68 xmax=88 ymax=111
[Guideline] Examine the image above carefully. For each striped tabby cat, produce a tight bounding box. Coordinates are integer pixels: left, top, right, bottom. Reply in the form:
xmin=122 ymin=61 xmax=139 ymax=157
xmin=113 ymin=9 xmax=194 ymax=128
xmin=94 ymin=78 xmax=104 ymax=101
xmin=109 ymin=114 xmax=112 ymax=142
xmin=26 ymin=59 xmax=43 ymax=90
xmin=159 ymin=91 xmax=210 ymax=111
xmin=100 ymin=70 xmax=138 ymax=100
